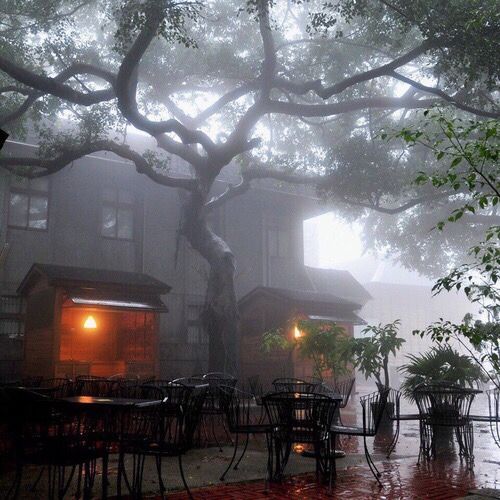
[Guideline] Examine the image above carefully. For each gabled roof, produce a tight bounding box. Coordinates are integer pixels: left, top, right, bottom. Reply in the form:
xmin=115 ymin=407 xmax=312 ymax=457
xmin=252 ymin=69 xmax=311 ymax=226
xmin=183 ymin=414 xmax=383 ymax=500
xmin=238 ymin=285 xmax=360 ymax=310
xmin=17 ymin=263 xmax=171 ymax=295
xmin=304 ymin=266 xmax=372 ymax=306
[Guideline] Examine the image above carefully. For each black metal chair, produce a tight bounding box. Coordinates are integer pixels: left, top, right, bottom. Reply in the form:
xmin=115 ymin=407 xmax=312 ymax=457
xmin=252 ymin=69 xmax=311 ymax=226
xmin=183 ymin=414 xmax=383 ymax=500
xmin=4 ymin=387 xmax=103 ymax=499
xmin=115 ymin=388 xmax=167 ymax=498
xmin=139 ymin=383 xmax=208 ymax=499
xmin=488 ymin=388 xmax=500 ymax=448
xmin=272 ymin=377 xmax=323 ymax=393
xmin=75 ymin=375 xmax=120 ymax=397
xmin=413 ymin=383 xmax=478 ymax=465
xmin=330 ymin=388 xmax=390 ymax=487
xmin=34 ymin=378 xmax=75 ymax=399
xmin=386 ymin=388 xmax=420 ymax=458
xmin=263 ymin=392 xmax=340 ymax=490
xmin=219 ymin=386 xmax=272 ymax=481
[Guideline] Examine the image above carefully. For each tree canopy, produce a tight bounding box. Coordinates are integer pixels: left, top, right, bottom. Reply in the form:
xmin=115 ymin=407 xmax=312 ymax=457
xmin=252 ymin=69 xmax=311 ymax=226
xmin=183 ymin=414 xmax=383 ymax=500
xmin=0 ymin=0 xmax=498 ymax=369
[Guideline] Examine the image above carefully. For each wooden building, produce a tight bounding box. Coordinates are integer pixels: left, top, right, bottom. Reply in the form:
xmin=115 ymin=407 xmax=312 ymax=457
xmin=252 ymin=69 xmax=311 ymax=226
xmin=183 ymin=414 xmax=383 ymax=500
xmin=18 ymin=263 xmax=170 ymax=379
xmin=238 ymin=284 xmax=367 ymax=386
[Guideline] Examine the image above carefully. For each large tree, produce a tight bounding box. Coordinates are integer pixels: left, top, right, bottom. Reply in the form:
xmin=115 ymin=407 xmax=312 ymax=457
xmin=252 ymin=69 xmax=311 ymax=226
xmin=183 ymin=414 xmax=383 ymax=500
xmin=0 ymin=0 xmax=498 ymax=371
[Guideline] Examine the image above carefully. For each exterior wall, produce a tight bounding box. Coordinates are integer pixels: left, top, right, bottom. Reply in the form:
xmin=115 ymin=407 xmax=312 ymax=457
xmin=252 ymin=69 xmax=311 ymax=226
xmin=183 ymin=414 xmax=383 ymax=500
xmin=0 ymin=141 xmax=320 ymax=380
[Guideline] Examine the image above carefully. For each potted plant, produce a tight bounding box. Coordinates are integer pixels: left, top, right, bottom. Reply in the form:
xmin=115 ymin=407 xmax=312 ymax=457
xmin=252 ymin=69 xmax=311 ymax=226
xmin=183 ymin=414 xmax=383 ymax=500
xmin=399 ymin=345 xmax=486 ymax=402
xmin=352 ymin=320 xmax=405 ymax=424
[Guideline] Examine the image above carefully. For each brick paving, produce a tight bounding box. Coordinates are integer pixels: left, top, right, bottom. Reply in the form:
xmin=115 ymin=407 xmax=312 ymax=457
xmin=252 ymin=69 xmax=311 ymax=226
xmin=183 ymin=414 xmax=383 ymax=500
xmin=160 ymin=419 xmax=500 ymax=500
xmin=1 ymin=396 xmax=499 ymax=499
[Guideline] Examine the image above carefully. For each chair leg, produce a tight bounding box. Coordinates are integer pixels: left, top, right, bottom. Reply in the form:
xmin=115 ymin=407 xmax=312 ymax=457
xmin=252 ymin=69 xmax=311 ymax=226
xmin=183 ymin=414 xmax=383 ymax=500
xmin=363 ymin=434 xmax=382 ymax=487
xmin=156 ymin=455 xmax=167 ymax=493
xmin=6 ymin=462 xmax=23 ymax=500
xmin=234 ymin=433 xmax=250 ymax=470
xmin=29 ymin=466 xmax=44 ymax=492
xmin=387 ymin=418 xmax=400 ymax=458
xmin=178 ymin=453 xmax=194 ymax=500
xmin=265 ymin=432 xmax=273 ymax=491
xmin=220 ymin=432 xmax=239 ymax=481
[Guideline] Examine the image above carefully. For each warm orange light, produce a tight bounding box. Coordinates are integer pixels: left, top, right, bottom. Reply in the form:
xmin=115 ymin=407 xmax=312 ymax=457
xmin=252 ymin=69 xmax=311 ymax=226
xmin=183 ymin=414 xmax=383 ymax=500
xmin=294 ymin=325 xmax=303 ymax=338
xmin=83 ymin=315 xmax=97 ymax=329
xmin=294 ymin=444 xmax=305 ymax=453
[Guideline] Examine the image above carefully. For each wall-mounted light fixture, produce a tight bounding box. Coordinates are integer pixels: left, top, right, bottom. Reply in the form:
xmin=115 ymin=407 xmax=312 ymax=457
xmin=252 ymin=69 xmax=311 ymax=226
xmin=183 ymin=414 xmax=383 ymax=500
xmin=83 ymin=315 xmax=97 ymax=330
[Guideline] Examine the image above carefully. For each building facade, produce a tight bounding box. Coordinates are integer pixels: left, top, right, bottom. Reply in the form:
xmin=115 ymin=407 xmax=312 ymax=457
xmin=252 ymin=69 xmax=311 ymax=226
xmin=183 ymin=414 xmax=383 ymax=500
xmin=0 ymin=136 xmax=361 ymax=381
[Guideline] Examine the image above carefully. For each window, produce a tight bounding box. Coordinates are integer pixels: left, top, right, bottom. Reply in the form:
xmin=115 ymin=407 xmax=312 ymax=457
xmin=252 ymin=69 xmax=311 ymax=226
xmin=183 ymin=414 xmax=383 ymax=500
xmin=186 ymin=304 xmax=209 ymax=344
xmin=101 ymin=187 xmax=135 ymax=240
xmin=0 ymin=295 xmax=24 ymax=337
xmin=268 ymin=227 xmax=289 ymax=258
xmin=8 ymin=177 xmax=49 ymax=230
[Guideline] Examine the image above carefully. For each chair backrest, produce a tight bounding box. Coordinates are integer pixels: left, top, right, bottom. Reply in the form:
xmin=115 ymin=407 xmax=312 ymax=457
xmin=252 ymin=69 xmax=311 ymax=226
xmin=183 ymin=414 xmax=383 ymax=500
xmin=386 ymin=388 xmax=401 ymax=421
xmin=159 ymin=384 xmax=208 ymax=451
xmin=172 ymin=376 xmax=205 ymax=387
xmin=263 ymin=392 xmax=339 ymax=444
xmin=272 ymin=377 xmax=322 ymax=393
xmin=220 ymin=386 xmax=262 ymax=432
xmin=413 ymin=383 xmax=477 ymax=426
xmin=75 ymin=376 xmax=120 ymax=397
xmin=360 ymin=388 xmax=390 ymax=435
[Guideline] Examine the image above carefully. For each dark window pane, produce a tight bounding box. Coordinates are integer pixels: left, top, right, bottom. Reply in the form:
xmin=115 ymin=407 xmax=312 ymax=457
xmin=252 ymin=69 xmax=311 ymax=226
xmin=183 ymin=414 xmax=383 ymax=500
xmin=102 ymin=206 xmax=117 ymax=237
xmin=8 ymin=193 xmax=29 ymax=227
xmin=117 ymin=208 xmax=133 ymax=239
xmin=28 ymin=195 xmax=48 ymax=229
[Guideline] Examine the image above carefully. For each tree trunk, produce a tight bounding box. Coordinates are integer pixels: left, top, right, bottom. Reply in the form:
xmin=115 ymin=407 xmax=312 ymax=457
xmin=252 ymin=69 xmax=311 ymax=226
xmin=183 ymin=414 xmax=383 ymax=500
xmin=180 ymin=189 xmax=239 ymax=374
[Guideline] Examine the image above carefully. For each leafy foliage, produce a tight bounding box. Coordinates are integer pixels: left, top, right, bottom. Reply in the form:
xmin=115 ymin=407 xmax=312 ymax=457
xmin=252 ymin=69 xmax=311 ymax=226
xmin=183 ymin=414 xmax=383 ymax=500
xmin=392 ymin=111 xmax=499 ymax=230
xmin=261 ymin=318 xmax=355 ymax=380
xmin=352 ymin=320 xmax=405 ymax=390
xmin=399 ymin=345 xmax=487 ymax=401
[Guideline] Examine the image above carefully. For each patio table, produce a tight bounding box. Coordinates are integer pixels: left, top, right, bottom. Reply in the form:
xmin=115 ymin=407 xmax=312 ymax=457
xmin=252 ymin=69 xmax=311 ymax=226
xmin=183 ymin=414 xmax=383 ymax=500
xmin=60 ymin=396 xmax=164 ymax=498
xmin=263 ymin=391 xmax=342 ymax=489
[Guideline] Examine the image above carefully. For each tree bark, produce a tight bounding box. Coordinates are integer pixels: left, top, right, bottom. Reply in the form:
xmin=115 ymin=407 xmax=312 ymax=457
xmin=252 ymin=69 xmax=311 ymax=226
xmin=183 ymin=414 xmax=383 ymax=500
xmin=180 ymin=188 xmax=239 ymax=374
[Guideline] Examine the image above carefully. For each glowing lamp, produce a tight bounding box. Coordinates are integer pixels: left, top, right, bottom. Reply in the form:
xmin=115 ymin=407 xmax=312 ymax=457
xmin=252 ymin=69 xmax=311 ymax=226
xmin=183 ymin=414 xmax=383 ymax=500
xmin=294 ymin=325 xmax=303 ymax=339
xmin=294 ymin=444 xmax=305 ymax=454
xmin=83 ymin=315 xmax=97 ymax=330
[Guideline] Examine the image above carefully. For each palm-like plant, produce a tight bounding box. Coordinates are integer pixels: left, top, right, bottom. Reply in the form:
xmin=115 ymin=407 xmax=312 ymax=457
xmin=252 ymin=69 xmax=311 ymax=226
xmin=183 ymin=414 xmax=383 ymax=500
xmin=399 ymin=345 xmax=486 ymax=401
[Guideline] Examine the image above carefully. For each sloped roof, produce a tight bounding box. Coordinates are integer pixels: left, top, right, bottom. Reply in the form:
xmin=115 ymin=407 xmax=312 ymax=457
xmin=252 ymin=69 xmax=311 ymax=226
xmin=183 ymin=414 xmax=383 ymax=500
xmin=17 ymin=263 xmax=171 ymax=295
xmin=238 ymin=285 xmax=360 ymax=310
xmin=304 ymin=266 xmax=372 ymax=306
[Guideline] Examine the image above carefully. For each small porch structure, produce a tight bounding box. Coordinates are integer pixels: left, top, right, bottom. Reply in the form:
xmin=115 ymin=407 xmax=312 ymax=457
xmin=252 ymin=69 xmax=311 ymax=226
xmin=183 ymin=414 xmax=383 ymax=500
xmin=18 ymin=263 xmax=170 ymax=379
xmin=238 ymin=286 xmax=366 ymax=385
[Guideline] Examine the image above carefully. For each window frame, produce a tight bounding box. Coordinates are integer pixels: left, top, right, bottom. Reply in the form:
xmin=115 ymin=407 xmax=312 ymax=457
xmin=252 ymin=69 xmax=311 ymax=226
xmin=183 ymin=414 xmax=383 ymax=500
xmin=7 ymin=177 xmax=50 ymax=231
xmin=100 ymin=187 xmax=136 ymax=241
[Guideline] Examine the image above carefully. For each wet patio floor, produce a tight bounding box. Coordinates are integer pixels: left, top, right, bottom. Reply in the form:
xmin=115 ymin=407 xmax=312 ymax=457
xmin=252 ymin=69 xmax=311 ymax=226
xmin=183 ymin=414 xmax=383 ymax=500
xmin=1 ymin=419 xmax=499 ymax=499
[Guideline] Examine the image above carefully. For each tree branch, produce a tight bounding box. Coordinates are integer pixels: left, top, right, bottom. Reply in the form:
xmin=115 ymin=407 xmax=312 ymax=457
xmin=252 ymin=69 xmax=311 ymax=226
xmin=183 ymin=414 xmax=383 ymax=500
xmin=390 ymin=72 xmax=500 ymax=119
xmin=114 ymin=3 xmax=216 ymax=158
xmin=0 ymin=57 xmax=116 ymax=105
xmin=267 ymin=96 xmax=437 ymax=117
xmin=0 ymin=140 xmax=197 ymax=190
xmin=273 ymin=41 xmax=434 ymax=99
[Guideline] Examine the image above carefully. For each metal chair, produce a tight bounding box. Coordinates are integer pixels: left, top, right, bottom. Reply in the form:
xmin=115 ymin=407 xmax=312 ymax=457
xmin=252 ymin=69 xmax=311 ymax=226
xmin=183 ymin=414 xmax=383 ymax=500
xmin=330 ymin=388 xmax=390 ymax=487
xmin=219 ymin=386 xmax=271 ymax=481
xmin=75 ymin=375 xmax=120 ymax=397
xmin=272 ymin=377 xmax=323 ymax=393
xmin=413 ymin=383 xmax=478 ymax=465
xmin=386 ymin=388 xmax=420 ymax=458
xmin=4 ymin=387 xmax=102 ymax=499
xmin=140 ymin=383 xmax=208 ymax=499
xmin=263 ymin=392 xmax=339 ymax=490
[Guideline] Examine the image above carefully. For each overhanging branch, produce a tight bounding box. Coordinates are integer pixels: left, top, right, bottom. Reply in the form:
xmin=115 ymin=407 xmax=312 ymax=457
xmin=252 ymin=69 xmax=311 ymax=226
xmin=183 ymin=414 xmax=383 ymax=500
xmin=0 ymin=140 xmax=197 ymax=190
